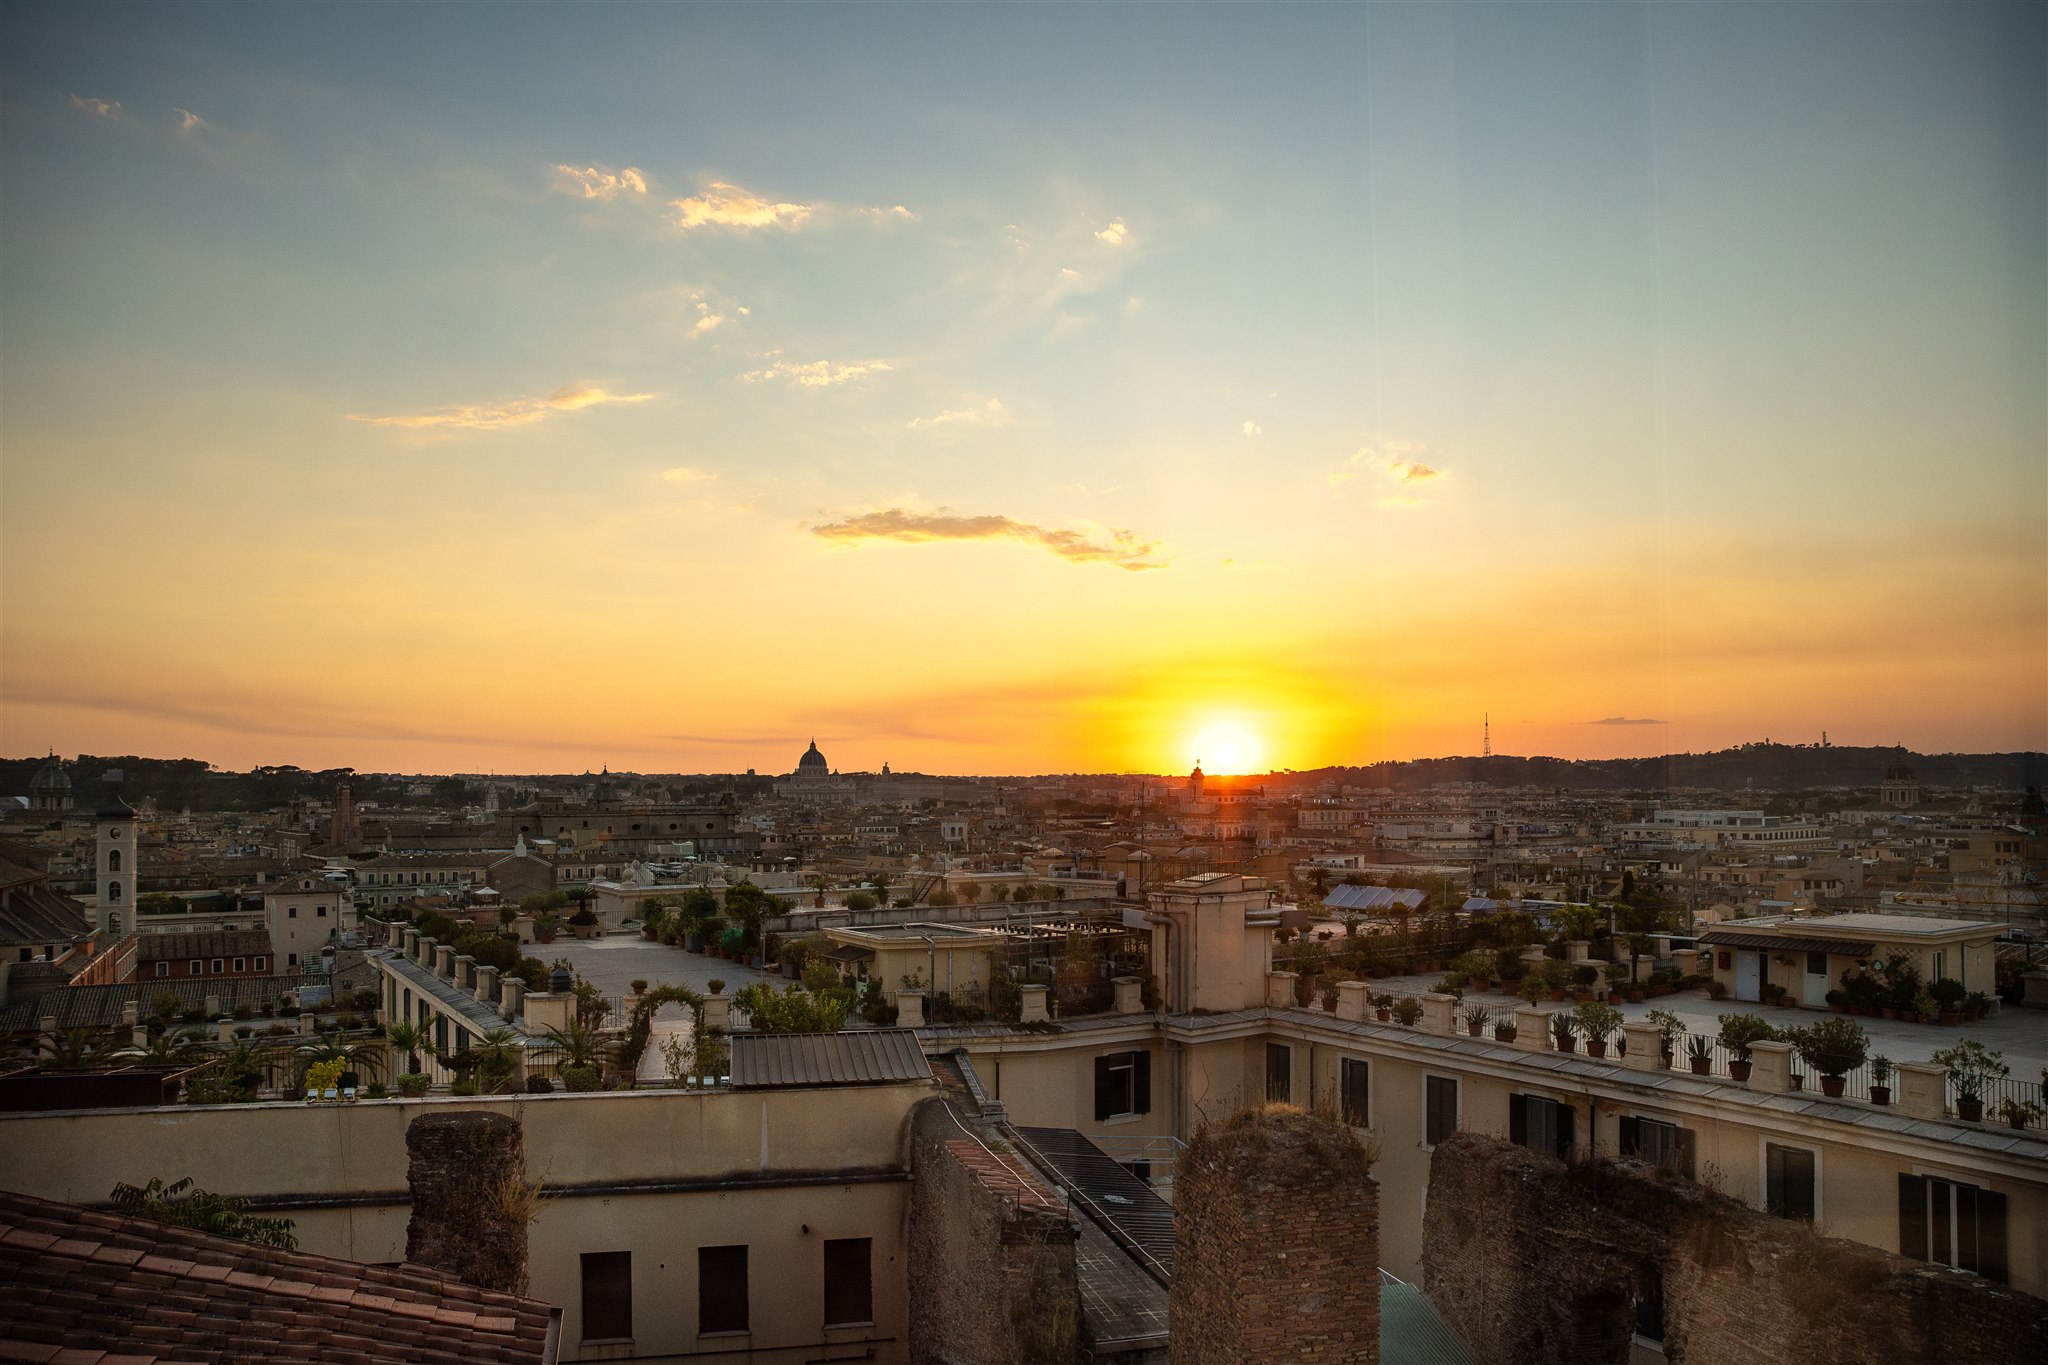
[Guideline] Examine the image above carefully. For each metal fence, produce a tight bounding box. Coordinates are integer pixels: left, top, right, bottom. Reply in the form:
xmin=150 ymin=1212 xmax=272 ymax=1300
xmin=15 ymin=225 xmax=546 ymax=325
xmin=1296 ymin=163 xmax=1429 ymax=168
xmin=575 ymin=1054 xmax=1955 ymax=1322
xmin=1954 ymin=1074 xmax=2048 ymax=1131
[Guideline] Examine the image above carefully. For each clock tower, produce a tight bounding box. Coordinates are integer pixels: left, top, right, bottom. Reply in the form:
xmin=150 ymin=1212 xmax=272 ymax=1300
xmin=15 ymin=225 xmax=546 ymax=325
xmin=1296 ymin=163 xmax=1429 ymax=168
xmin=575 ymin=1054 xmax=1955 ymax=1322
xmin=95 ymin=796 xmax=138 ymax=937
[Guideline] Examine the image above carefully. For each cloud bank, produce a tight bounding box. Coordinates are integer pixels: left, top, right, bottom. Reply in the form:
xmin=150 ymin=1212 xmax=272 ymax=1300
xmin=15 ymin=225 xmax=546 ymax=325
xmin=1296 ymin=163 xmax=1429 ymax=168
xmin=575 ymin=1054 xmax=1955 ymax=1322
xmin=740 ymin=357 xmax=892 ymax=387
xmin=351 ymin=385 xmax=652 ymax=432
xmin=1589 ymin=716 xmax=1667 ymax=726
xmin=673 ymin=181 xmax=812 ymax=230
xmin=810 ymin=508 xmax=1163 ymax=571
xmin=555 ymin=164 xmax=648 ymax=199
xmin=1329 ymin=441 xmax=1450 ymax=506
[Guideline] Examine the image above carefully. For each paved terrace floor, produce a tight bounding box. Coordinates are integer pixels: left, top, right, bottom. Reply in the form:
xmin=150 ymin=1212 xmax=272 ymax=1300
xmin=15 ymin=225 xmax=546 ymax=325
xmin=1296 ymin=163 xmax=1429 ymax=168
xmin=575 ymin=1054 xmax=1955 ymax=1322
xmin=1362 ymin=972 xmax=2048 ymax=1081
xmin=546 ymin=932 xmax=787 ymax=1083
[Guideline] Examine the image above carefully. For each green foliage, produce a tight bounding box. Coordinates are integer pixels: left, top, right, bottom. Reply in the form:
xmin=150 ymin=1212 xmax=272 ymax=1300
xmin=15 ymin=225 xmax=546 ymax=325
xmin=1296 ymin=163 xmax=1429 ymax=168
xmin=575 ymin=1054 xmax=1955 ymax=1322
xmin=1931 ymin=1039 xmax=2009 ymax=1100
xmin=734 ymin=981 xmax=852 ymax=1033
xmin=1572 ymin=1000 xmax=1623 ymax=1044
xmin=1791 ymin=1016 xmax=1869 ymax=1078
xmin=1390 ymin=997 xmax=1423 ymax=1026
xmin=802 ymin=959 xmax=842 ymax=994
xmin=559 ymin=1064 xmax=600 ymax=1092
xmin=111 ymin=1177 xmax=297 ymax=1249
xmin=1716 ymin=1012 xmax=1778 ymax=1062
xmin=1646 ymin=1009 xmax=1687 ymax=1047
xmin=844 ymin=891 xmax=878 ymax=913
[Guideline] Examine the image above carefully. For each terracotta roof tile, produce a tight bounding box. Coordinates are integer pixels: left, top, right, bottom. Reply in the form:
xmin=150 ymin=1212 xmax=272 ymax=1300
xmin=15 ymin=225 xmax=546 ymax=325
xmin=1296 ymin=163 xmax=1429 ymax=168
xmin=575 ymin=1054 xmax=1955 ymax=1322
xmin=0 ymin=1191 xmax=557 ymax=1365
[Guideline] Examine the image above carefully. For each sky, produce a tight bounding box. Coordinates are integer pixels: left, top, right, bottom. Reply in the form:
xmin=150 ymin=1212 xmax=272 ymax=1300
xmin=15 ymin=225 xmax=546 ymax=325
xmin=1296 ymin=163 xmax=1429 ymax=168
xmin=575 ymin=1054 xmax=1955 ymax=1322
xmin=1 ymin=1 xmax=2042 ymax=777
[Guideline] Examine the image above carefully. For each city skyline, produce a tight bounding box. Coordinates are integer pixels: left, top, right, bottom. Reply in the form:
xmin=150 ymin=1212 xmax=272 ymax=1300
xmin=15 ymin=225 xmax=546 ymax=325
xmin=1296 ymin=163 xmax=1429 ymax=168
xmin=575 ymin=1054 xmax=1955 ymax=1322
xmin=2 ymin=2 xmax=2042 ymax=775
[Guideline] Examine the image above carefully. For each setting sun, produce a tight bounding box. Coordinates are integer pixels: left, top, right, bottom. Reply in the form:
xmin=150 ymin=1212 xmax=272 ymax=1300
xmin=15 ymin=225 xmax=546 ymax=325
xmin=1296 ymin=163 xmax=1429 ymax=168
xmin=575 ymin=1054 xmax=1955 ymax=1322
xmin=1188 ymin=721 xmax=1265 ymax=776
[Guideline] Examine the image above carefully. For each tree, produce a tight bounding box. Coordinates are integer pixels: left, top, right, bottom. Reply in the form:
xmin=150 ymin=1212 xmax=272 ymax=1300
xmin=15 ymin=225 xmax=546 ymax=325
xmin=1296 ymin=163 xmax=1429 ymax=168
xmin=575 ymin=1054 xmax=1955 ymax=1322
xmin=733 ymin=981 xmax=851 ymax=1034
xmin=111 ymin=1178 xmax=297 ymax=1250
xmin=867 ymin=871 xmax=894 ymax=905
xmin=844 ymin=891 xmax=878 ymax=913
xmin=385 ymin=1020 xmax=425 ymax=1076
xmin=723 ymin=881 xmax=778 ymax=954
xmin=295 ymin=1034 xmax=386 ymax=1085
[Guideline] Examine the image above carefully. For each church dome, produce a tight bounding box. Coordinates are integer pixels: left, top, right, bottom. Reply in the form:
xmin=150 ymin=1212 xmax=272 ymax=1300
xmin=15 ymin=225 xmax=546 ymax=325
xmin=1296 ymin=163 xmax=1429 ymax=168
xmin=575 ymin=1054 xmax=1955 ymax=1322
xmin=29 ymin=756 xmax=70 ymax=793
xmin=797 ymin=740 xmax=829 ymax=775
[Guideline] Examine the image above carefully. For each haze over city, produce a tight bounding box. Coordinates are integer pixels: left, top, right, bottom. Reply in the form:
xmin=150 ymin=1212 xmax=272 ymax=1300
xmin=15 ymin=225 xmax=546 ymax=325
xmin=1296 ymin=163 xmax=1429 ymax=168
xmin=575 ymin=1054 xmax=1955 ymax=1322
xmin=1 ymin=2 xmax=2042 ymax=776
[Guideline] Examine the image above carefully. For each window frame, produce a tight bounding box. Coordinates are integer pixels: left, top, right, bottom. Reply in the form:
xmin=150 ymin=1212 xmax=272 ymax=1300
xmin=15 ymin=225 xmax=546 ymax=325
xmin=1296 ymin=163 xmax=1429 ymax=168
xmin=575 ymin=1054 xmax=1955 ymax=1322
xmin=1762 ymin=1140 xmax=1819 ymax=1222
xmin=1509 ymin=1092 xmax=1576 ymax=1159
xmin=1338 ymin=1056 xmax=1370 ymax=1128
xmin=698 ymin=1244 xmax=750 ymax=1335
xmin=579 ymin=1250 xmax=633 ymax=1342
xmin=822 ymin=1237 xmax=873 ymax=1327
xmin=1423 ymin=1074 xmax=1459 ymax=1149
xmin=1265 ymin=1042 xmax=1293 ymax=1105
xmin=1092 ymin=1049 xmax=1151 ymax=1122
xmin=1620 ymin=1115 xmax=1696 ymax=1179
xmin=1899 ymin=1171 xmax=2007 ymax=1282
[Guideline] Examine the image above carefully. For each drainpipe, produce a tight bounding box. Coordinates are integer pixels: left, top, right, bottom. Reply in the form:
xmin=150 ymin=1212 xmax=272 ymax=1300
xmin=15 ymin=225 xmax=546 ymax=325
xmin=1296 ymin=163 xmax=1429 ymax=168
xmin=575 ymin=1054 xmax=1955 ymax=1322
xmin=1144 ymin=908 xmax=1186 ymax=1141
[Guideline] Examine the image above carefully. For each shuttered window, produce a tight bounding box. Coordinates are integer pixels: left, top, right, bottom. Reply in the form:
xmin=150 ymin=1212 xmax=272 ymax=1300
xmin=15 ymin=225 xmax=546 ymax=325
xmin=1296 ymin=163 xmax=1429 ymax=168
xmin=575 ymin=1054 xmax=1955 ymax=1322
xmin=699 ymin=1245 xmax=749 ymax=1334
xmin=823 ymin=1238 xmax=873 ymax=1326
xmin=1265 ymin=1043 xmax=1293 ymax=1104
xmin=1766 ymin=1144 xmax=1816 ymax=1221
xmin=1508 ymin=1093 xmax=1575 ymax=1158
xmin=1619 ymin=1116 xmax=1696 ymax=1179
xmin=1424 ymin=1076 xmax=1458 ymax=1147
xmin=580 ymin=1251 xmax=632 ymax=1341
xmin=1093 ymin=1050 xmax=1151 ymax=1120
xmin=1899 ymin=1174 xmax=2007 ymax=1283
xmin=1339 ymin=1057 xmax=1370 ymax=1127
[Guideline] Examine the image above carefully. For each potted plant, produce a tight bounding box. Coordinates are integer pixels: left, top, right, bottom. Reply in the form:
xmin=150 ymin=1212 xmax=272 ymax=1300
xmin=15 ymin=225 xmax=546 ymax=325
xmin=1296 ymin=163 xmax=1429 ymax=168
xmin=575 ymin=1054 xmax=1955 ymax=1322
xmin=1551 ymin=1013 xmax=1579 ymax=1054
xmin=1493 ymin=1016 xmax=1519 ymax=1044
xmin=630 ymin=979 xmax=648 ymax=995
xmin=1869 ymin=1054 xmax=1892 ymax=1106
xmin=1463 ymin=1003 xmax=1490 ymax=1037
xmin=1931 ymin=1039 xmax=2008 ymax=1122
xmin=1573 ymin=1001 xmax=1623 ymax=1059
xmin=1517 ymin=976 xmax=1547 ymax=1007
xmin=1998 ymin=1096 xmax=2042 ymax=1131
xmin=1569 ymin=964 xmax=1599 ymax=1001
xmin=1391 ymin=997 xmax=1423 ymax=1027
xmin=1646 ymin=1009 xmax=1685 ymax=1068
xmin=707 ymin=978 xmax=726 ymax=996
xmin=1929 ymin=977 xmax=1965 ymax=1025
xmin=1373 ymin=991 xmax=1394 ymax=1022
xmin=1717 ymin=1013 xmax=1776 ymax=1084
xmin=1793 ymin=1016 xmax=1868 ymax=1099
xmin=396 ymin=1073 xmax=429 ymax=1098
xmin=1320 ymin=985 xmax=1340 ymax=1012
xmin=1964 ymin=990 xmax=1994 ymax=1022
xmin=1686 ymin=1033 xmax=1715 ymax=1076
xmin=1911 ymin=990 xmax=1940 ymax=1025
xmin=532 ymin=913 xmax=557 ymax=944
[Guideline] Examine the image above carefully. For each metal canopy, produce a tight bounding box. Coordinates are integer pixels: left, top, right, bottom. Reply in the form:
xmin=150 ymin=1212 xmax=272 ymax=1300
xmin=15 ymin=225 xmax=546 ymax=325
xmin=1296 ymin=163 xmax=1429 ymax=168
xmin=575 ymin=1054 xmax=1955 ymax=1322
xmin=1698 ymin=930 xmax=1876 ymax=957
xmin=728 ymin=1028 xmax=930 ymax=1089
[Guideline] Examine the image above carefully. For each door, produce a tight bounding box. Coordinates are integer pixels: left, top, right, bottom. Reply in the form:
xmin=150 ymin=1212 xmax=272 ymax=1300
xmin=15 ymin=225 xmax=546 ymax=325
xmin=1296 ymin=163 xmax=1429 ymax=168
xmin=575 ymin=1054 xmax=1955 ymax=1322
xmin=1802 ymin=951 xmax=1831 ymax=1008
xmin=1735 ymin=951 xmax=1761 ymax=1002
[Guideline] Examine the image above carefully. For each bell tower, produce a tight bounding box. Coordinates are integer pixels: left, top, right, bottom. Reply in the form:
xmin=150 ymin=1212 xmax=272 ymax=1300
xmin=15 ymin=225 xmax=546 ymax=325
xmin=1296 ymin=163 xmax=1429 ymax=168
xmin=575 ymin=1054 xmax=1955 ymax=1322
xmin=95 ymin=796 xmax=139 ymax=937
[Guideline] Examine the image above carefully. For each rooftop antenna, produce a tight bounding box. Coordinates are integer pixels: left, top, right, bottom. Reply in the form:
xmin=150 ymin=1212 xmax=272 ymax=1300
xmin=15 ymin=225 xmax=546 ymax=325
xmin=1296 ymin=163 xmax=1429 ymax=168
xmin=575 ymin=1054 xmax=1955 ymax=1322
xmin=1483 ymin=714 xmax=1491 ymax=759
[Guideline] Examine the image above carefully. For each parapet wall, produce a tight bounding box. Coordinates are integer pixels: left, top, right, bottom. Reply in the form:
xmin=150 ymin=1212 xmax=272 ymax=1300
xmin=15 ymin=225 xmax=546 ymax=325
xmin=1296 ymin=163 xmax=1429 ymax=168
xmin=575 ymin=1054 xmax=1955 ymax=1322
xmin=1169 ymin=1104 xmax=1379 ymax=1365
xmin=906 ymin=1099 xmax=1081 ymax=1365
xmin=1421 ymin=1133 xmax=2048 ymax=1365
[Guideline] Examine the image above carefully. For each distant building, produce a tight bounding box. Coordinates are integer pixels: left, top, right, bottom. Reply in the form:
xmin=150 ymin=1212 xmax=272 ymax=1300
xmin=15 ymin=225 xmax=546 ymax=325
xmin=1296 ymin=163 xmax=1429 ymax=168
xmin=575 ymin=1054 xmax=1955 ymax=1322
xmin=132 ymin=928 xmax=274 ymax=982
xmin=27 ymin=753 xmax=72 ymax=813
xmin=1881 ymin=755 xmax=1922 ymax=810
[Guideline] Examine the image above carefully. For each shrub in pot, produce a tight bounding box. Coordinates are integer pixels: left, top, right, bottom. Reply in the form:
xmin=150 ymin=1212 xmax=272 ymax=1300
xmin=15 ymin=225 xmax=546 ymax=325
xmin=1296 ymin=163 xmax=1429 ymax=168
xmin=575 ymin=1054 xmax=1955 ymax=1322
xmin=1551 ymin=1013 xmax=1578 ymax=1053
xmin=1998 ymin=1097 xmax=2042 ymax=1131
xmin=1686 ymin=1033 xmax=1714 ymax=1076
xmin=1930 ymin=1039 xmax=2008 ymax=1122
xmin=526 ymin=1074 xmax=555 ymax=1094
xmin=1493 ymin=1018 xmax=1519 ymax=1043
xmin=1573 ymin=1001 xmax=1623 ymax=1059
xmin=1793 ymin=1015 xmax=1869 ymax=1098
xmin=396 ymin=1073 xmax=429 ymax=1098
xmin=1717 ymin=1012 xmax=1777 ymax=1083
xmin=559 ymin=1063 xmax=601 ymax=1092
xmin=1869 ymin=1054 xmax=1892 ymax=1105
xmin=1390 ymin=997 xmax=1423 ymax=1027
xmin=1463 ymin=1003 xmax=1490 ymax=1037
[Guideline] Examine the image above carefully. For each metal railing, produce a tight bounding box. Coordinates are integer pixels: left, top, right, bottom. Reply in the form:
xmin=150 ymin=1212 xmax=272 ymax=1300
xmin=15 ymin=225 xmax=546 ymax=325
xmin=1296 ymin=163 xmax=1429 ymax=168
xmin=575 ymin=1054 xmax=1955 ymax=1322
xmin=1952 ymin=1074 xmax=2047 ymax=1131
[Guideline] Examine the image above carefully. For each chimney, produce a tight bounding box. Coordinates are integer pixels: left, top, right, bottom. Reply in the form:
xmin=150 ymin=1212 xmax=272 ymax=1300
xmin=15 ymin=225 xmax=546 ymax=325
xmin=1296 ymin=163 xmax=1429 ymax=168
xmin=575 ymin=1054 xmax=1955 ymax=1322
xmin=404 ymin=1111 xmax=530 ymax=1294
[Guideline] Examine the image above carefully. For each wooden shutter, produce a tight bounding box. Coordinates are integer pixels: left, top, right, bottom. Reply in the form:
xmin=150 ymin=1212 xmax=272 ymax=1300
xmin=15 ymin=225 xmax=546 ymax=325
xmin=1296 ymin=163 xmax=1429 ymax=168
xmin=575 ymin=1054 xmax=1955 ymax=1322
xmin=1093 ymin=1055 xmax=1115 ymax=1121
xmin=1675 ymin=1128 xmax=1697 ymax=1181
xmin=1898 ymin=1174 xmax=1928 ymax=1261
xmin=1977 ymin=1190 xmax=2009 ymax=1284
xmin=1619 ymin=1116 xmax=1640 ymax=1158
xmin=1133 ymin=1050 xmax=1152 ymax=1116
xmin=1509 ymin=1093 xmax=1527 ymax=1147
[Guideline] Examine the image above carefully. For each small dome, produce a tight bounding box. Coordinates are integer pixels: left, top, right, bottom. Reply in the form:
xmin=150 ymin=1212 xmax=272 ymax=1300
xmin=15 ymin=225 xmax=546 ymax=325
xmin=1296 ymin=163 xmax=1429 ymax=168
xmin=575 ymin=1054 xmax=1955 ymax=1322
xmin=797 ymin=740 xmax=829 ymax=774
xmin=29 ymin=756 xmax=70 ymax=792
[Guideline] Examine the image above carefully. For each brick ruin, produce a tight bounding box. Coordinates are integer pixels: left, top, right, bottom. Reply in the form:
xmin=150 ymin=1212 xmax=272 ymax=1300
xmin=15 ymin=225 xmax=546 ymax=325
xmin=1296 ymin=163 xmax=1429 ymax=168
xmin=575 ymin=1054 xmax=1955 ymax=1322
xmin=907 ymin=1098 xmax=1084 ymax=1365
xmin=1168 ymin=1104 xmax=1380 ymax=1365
xmin=1421 ymin=1133 xmax=2048 ymax=1365
xmin=404 ymin=1110 xmax=532 ymax=1296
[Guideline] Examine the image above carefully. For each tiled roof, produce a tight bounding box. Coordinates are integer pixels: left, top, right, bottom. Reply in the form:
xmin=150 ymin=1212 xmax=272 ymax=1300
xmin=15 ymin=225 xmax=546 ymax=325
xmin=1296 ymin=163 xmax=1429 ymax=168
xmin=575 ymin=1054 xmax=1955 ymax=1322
xmin=0 ymin=861 xmax=92 ymax=950
xmin=0 ymin=1188 xmax=559 ymax=1364
xmin=134 ymin=931 xmax=274 ymax=963
xmin=728 ymin=1028 xmax=932 ymax=1089
xmin=0 ymin=956 xmax=379 ymax=1035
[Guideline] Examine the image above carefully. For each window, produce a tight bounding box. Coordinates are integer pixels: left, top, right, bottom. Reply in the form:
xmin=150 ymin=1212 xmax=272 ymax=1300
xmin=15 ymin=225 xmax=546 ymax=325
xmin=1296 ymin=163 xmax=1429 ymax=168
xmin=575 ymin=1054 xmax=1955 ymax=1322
xmin=1339 ymin=1057 xmax=1370 ymax=1127
xmin=580 ymin=1251 xmax=632 ymax=1340
xmin=189 ymin=960 xmax=202 ymax=975
xmin=1805 ymin=951 xmax=1827 ymax=975
xmin=1620 ymin=1117 xmax=1696 ymax=1179
xmin=254 ymin=956 xmax=265 ymax=972
xmin=1509 ymin=1093 xmax=1575 ymax=1158
xmin=1265 ymin=1043 xmax=1293 ymax=1103
xmin=1634 ymin=1265 xmax=1666 ymax=1350
xmin=288 ymin=952 xmax=298 ymax=967
xmin=698 ymin=1245 xmax=749 ymax=1334
xmin=210 ymin=959 xmax=224 ymax=974
xmin=232 ymin=958 xmax=245 ymax=973
xmin=288 ymin=906 xmax=297 ymax=918
xmin=316 ymin=905 xmax=328 ymax=917
xmin=1765 ymin=1143 xmax=1816 ymax=1221
xmin=823 ymin=1238 xmax=872 ymax=1326
xmin=108 ymin=883 xmax=121 ymax=902
xmin=154 ymin=961 xmax=167 ymax=978
xmin=433 ymin=1014 xmax=448 ymax=1054
xmin=1424 ymin=1076 xmax=1459 ymax=1147
xmin=1093 ymin=1050 xmax=1151 ymax=1120
xmin=1899 ymin=1175 xmax=2007 ymax=1282
xmin=107 ymin=850 xmax=121 ymax=873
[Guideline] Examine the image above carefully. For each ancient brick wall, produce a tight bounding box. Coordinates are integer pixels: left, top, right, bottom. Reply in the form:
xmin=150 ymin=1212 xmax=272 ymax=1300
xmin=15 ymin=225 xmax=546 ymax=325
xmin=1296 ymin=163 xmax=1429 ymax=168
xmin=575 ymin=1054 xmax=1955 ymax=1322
xmin=1168 ymin=1104 xmax=1379 ymax=1365
xmin=907 ymin=1099 xmax=1082 ymax=1365
xmin=403 ymin=1110 xmax=530 ymax=1295
xmin=1421 ymin=1133 xmax=2048 ymax=1365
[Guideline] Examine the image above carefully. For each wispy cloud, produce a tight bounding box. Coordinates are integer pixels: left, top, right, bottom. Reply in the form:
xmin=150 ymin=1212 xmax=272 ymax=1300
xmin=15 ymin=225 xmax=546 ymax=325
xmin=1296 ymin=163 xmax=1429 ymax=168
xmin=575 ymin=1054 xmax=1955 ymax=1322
xmin=660 ymin=466 xmax=718 ymax=484
xmin=673 ymin=181 xmax=812 ymax=230
xmin=69 ymin=95 xmax=124 ymax=121
xmin=173 ymin=108 xmax=207 ymax=133
xmin=855 ymin=204 xmax=919 ymax=223
xmin=1095 ymin=217 xmax=1130 ymax=246
xmin=350 ymin=385 xmax=653 ymax=432
xmin=1589 ymin=716 xmax=1667 ymax=726
xmin=1329 ymin=441 xmax=1450 ymax=507
xmin=907 ymin=399 xmax=1009 ymax=432
xmin=811 ymin=508 xmax=1163 ymax=571
xmin=1242 ymin=420 xmax=1262 ymax=438
xmin=740 ymin=355 xmax=892 ymax=387
xmin=554 ymin=164 xmax=648 ymax=199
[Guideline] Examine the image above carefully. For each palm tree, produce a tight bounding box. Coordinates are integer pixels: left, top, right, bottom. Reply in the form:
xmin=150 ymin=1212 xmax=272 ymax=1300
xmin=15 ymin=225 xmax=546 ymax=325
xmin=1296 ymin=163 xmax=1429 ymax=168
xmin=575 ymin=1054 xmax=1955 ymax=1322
xmin=39 ymin=1028 xmax=116 ymax=1071
xmin=297 ymin=1033 xmax=387 ymax=1085
xmin=540 ymin=1020 xmax=611 ymax=1071
xmin=385 ymin=1020 xmax=425 ymax=1076
xmin=867 ymin=870 xmax=894 ymax=906
xmin=472 ymin=1027 xmax=524 ymax=1093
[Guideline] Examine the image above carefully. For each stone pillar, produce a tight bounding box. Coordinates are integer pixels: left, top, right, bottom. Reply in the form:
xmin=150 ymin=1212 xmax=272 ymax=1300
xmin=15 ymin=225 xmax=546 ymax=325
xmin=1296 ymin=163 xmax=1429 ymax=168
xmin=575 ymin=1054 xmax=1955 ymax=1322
xmin=433 ymin=945 xmax=455 ymax=979
xmin=1421 ymin=993 xmax=1456 ymax=1036
xmin=1018 ymin=984 xmax=1050 ymax=1024
xmin=1670 ymin=949 xmax=1700 ymax=978
xmin=298 ymin=1010 xmax=315 ymax=1035
xmin=120 ymin=1000 xmax=139 ymax=1028
xmin=1335 ymin=980 xmax=1373 ymax=1022
xmin=1621 ymin=1020 xmax=1661 ymax=1073
xmin=1514 ymin=1006 xmax=1551 ymax=1053
xmin=1633 ymin=954 xmax=1656 ymax=982
xmin=1519 ymin=948 xmax=1548 ymax=970
xmin=400 ymin=927 xmax=419 ymax=959
xmin=453 ymin=955 xmax=474 ymax=990
xmin=203 ymin=994 xmax=220 ymax=1018
xmin=896 ymin=990 xmax=926 ymax=1028
xmin=37 ymin=1015 xmax=57 ymax=1060
xmin=703 ymin=995 xmax=731 ymax=1033
xmin=1564 ymin=940 xmax=1591 ymax=965
xmin=500 ymin=977 xmax=526 ymax=1021
xmin=474 ymin=964 xmax=500 ymax=1004
xmin=216 ymin=1017 xmax=233 ymax=1044
xmin=1895 ymin=1061 xmax=1948 ymax=1119
xmin=132 ymin=1023 xmax=149 ymax=1049
xmin=1747 ymin=1039 xmax=1795 ymax=1092
xmin=1266 ymin=971 xmax=1298 ymax=1008
xmin=1114 ymin=976 xmax=1145 ymax=1014
xmin=404 ymin=1111 xmax=530 ymax=1295
xmin=1170 ymin=1106 xmax=1379 ymax=1365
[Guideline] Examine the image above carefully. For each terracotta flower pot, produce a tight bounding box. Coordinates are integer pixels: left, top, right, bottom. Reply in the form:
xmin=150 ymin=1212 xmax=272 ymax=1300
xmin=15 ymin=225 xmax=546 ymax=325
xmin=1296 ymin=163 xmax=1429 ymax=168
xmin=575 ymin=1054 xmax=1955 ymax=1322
xmin=1376 ymin=1008 xmax=1390 ymax=1022
xmin=1729 ymin=1060 xmax=1753 ymax=1083
xmin=1467 ymin=1023 xmax=1482 ymax=1036
xmin=1586 ymin=1040 xmax=1607 ymax=1059
xmin=1957 ymin=1096 xmax=1984 ymax=1122
xmin=1556 ymin=1037 xmax=1577 ymax=1054
xmin=1820 ymin=1075 xmax=1845 ymax=1098
xmin=1871 ymin=1085 xmax=1891 ymax=1105
xmin=1690 ymin=1058 xmax=1711 ymax=1076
